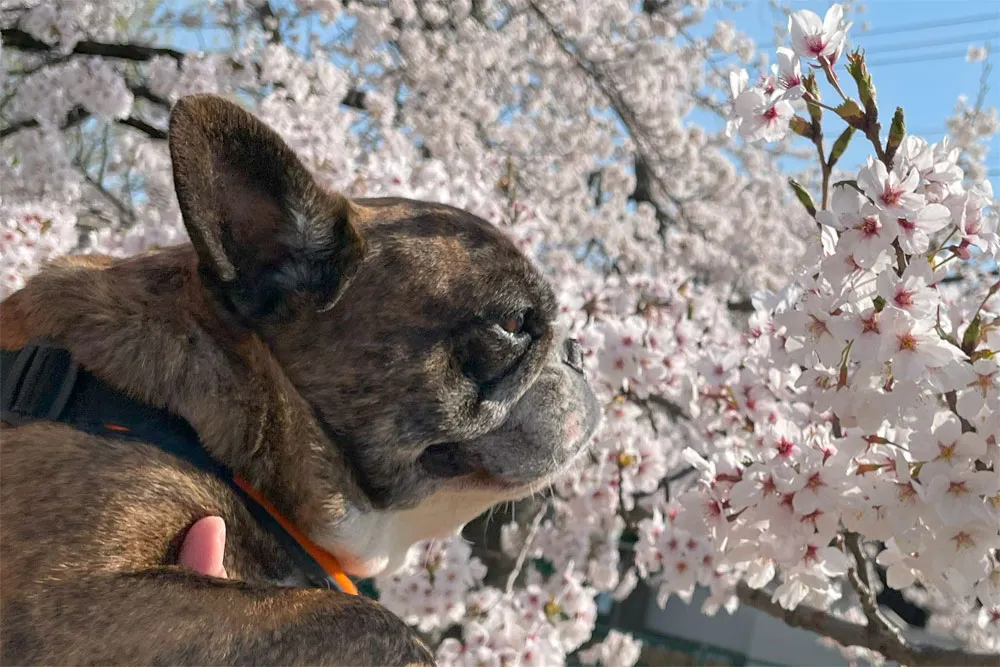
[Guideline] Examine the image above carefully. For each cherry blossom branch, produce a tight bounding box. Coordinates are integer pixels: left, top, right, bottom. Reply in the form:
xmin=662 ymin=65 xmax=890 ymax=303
xmin=802 ymin=94 xmax=842 ymax=115
xmin=1 ymin=28 xmax=367 ymax=120
xmin=528 ymin=1 xmax=695 ymax=231
xmin=505 ymin=503 xmax=549 ymax=595
xmin=819 ymin=57 xmax=851 ymax=104
xmin=0 ymin=106 xmax=89 ymax=139
xmin=257 ymin=1 xmax=283 ymax=45
xmin=631 ymin=156 xmax=678 ymax=235
xmin=0 ymin=105 xmax=169 ymax=143
xmin=119 ymin=116 xmax=167 ymax=140
xmin=844 ymin=532 xmax=908 ymax=649
xmin=629 ymin=392 xmax=691 ymax=423
xmin=78 ymin=170 xmax=137 ymax=225
xmin=1 ymin=28 xmax=184 ymax=62
xmin=736 ymin=583 xmax=1000 ymax=667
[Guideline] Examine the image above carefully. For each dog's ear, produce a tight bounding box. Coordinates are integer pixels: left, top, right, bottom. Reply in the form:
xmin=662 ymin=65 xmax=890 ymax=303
xmin=168 ymin=93 xmax=364 ymax=321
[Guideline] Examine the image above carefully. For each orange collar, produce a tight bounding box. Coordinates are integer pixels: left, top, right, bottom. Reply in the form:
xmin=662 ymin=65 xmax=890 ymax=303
xmin=233 ymin=475 xmax=358 ymax=596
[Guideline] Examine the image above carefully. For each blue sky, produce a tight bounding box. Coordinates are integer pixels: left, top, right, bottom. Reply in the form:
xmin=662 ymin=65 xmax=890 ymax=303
xmin=693 ymin=0 xmax=999 ymax=176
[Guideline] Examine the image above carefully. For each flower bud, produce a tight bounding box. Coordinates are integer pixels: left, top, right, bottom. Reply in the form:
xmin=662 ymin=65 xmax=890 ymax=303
xmin=885 ymin=107 xmax=906 ymax=164
xmin=788 ymin=178 xmax=817 ymax=218
xmin=803 ymin=73 xmax=822 ymax=125
xmin=846 ymin=49 xmax=876 ymax=112
xmin=828 ymin=126 xmax=855 ymax=168
xmin=835 ymin=100 xmax=866 ymax=129
xmin=790 ymin=115 xmax=814 ymax=139
xmin=962 ymin=315 xmax=982 ymax=355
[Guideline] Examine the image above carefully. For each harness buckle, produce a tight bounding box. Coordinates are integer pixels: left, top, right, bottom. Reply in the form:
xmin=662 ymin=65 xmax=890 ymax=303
xmin=1 ymin=342 xmax=81 ymax=424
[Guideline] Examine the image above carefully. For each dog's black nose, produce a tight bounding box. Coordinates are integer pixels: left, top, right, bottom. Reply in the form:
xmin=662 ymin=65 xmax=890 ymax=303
xmin=562 ymin=337 xmax=584 ymax=374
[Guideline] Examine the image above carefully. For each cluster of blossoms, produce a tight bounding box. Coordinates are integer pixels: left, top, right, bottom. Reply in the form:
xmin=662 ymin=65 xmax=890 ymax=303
xmin=3 ymin=0 xmax=999 ymax=664
xmin=1 ymin=202 xmax=79 ymax=296
xmin=657 ymin=3 xmax=1000 ymax=658
xmin=378 ymin=537 xmax=602 ymax=666
xmin=726 ymin=5 xmax=850 ymax=143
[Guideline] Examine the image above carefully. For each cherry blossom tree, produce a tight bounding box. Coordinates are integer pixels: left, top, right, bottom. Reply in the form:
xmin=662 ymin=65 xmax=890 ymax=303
xmin=3 ymin=1 xmax=998 ymax=665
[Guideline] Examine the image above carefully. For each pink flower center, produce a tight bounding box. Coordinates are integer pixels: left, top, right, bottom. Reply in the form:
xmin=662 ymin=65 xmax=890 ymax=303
xmin=946 ymin=480 xmax=969 ymax=497
xmin=780 ymin=73 xmax=802 ymax=89
xmin=880 ymin=184 xmax=902 ymax=207
xmin=805 ymin=35 xmax=826 ymax=55
xmin=860 ymin=312 xmax=880 ymax=334
xmin=897 ymin=332 xmax=918 ymax=352
xmin=951 ymin=531 xmax=975 ymax=550
xmin=799 ymin=509 xmax=824 ymax=526
xmin=859 ymin=215 xmax=881 ymax=238
xmin=775 ymin=437 xmax=796 ymax=458
xmin=897 ymin=216 xmax=916 ymax=233
xmin=761 ymin=476 xmax=777 ymax=496
xmin=936 ymin=440 xmax=957 ymax=462
xmin=804 ymin=471 xmax=825 ymax=490
xmin=808 ymin=314 xmax=830 ymax=337
xmin=893 ymin=287 xmax=916 ymax=308
xmin=762 ymin=105 xmax=779 ymax=121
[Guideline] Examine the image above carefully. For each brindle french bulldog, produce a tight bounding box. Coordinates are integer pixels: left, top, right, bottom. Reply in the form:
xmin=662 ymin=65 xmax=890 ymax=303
xmin=0 ymin=94 xmax=600 ymax=665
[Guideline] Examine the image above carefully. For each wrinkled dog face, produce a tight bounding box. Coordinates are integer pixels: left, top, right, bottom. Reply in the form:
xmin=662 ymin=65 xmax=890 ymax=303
xmin=271 ymin=201 xmax=601 ymax=574
xmin=167 ymin=94 xmax=600 ymax=577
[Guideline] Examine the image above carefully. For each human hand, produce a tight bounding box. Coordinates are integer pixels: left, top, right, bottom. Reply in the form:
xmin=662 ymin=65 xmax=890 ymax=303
xmin=178 ymin=516 xmax=228 ymax=578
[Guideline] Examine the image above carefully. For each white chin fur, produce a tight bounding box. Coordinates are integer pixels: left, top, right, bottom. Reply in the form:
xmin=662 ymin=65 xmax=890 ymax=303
xmin=319 ymin=486 xmax=511 ymax=578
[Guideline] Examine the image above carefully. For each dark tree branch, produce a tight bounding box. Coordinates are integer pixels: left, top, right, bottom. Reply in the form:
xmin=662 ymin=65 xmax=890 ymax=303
xmin=737 ymin=583 xmax=1000 ymax=667
xmin=844 ymin=532 xmax=912 ymax=653
xmin=0 ymin=105 xmax=89 ymax=138
xmin=3 ymin=25 xmax=371 ymax=131
xmin=129 ymin=84 xmax=171 ymax=108
xmin=631 ymin=154 xmax=677 ymax=236
xmin=2 ymin=28 xmax=184 ymax=62
xmin=2 ymin=106 xmax=166 ymax=142
xmin=529 ymin=2 xmax=693 ymax=231
xmin=257 ymin=1 xmax=283 ymax=44
xmin=727 ymin=298 xmax=755 ymax=312
xmin=78 ymin=170 xmax=136 ymax=225
xmin=341 ymin=88 xmax=367 ymax=110
xmin=118 ymin=116 xmax=167 ymax=140
xmin=639 ymin=392 xmax=691 ymax=422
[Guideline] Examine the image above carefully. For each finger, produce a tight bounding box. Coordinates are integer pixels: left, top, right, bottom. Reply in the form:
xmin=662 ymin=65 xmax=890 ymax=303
xmin=178 ymin=516 xmax=228 ymax=578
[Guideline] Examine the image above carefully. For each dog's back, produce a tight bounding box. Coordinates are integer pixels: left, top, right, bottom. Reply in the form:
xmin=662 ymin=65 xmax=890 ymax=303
xmin=0 ymin=258 xmax=434 ymax=666
xmin=1 ymin=415 xmax=433 ymax=666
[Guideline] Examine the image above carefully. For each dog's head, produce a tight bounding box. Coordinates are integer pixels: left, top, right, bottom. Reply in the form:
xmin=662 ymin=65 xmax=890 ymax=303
xmin=168 ymin=94 xmax=600 ymax=576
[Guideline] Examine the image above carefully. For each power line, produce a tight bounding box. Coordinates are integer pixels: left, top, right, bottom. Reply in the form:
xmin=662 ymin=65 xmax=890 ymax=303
xmin=868 ymin=44 xmax=995 ymax=68
xmin=908 ymin=127 xmax=948 ymax=138
xmin=858 ymin=12 xmax=999 ymax=38
xmin=870 ymin=31 xmax=998 ymax=55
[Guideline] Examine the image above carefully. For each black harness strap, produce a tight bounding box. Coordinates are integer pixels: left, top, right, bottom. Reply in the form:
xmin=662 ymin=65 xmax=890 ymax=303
xmin=0 ymin=341 xmax=349 ymax=593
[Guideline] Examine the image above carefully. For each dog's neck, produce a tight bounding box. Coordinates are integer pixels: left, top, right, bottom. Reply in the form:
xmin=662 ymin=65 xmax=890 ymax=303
xmin=0 ymin=245 xmax=366 ymax=533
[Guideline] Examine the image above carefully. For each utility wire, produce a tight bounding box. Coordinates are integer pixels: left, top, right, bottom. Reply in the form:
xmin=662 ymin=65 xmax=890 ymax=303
xmin=869 ymin=44 xmax=995 ymax=68
xmin=869 ymin=31 xmax=998 ymax=55
xmin=859 ymin=12 xmax=999 ymax=38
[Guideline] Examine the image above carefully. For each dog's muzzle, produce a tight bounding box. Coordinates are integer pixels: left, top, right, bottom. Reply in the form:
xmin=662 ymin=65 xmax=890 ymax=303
xmin=561 ymin=337 xmax=584 ymax=374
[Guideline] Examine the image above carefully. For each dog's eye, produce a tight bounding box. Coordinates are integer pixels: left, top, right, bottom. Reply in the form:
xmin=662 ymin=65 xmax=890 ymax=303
xmin=458 ymin=311 xmax=533 ymax=387
xmin=498 ymin=312 xmax=525 ymax=336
